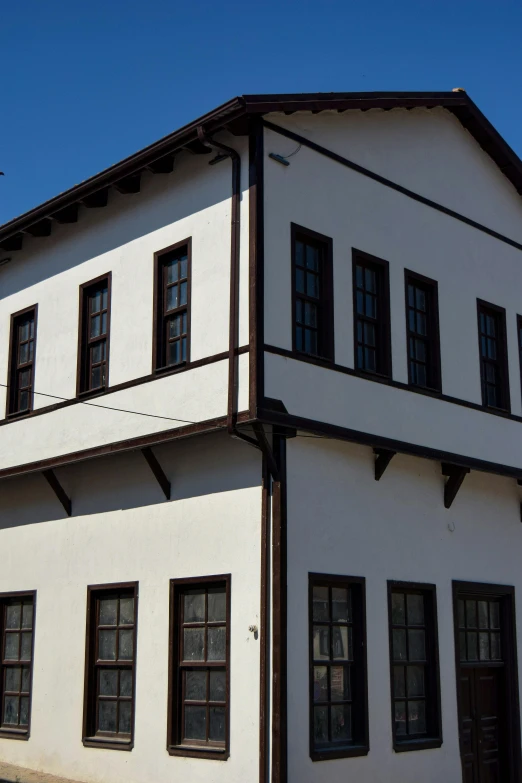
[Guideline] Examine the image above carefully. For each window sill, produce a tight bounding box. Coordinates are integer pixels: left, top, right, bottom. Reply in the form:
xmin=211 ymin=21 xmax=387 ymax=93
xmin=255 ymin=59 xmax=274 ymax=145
xmin=0 ymin=727 xmax=29 ymax=741
xmin=6 ymin=409 xmax=32 ymax=421
xmin=310 ymin=744 xmax=369 ymax=762
xmin=393 ymin=737 xmax=442 ymax=753
xmin=153 ymin=362 xmax=188 ymax=377
xmin=168 ymin=744 xmax=229 ymax=761
xmin=83 ymin=736 xmax=133 ymax=752
xmin=77 ymin=387 xmax=108 ymax=400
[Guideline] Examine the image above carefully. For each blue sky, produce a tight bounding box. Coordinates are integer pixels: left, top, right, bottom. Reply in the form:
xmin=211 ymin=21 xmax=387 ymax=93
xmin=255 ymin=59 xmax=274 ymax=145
xmin=1 ymin=0 xmax=521 ymax=224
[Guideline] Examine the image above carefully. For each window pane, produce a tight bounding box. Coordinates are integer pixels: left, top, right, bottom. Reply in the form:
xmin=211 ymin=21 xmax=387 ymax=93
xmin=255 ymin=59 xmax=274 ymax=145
xmin=332 ymin=588 xmax=350 ymax=622
xmin=5 ymin=633 xmax=20 ymax=660
xmin=490 ymin=602 xmax=500 ymax=629
xmin=120 ymin=669 xmax=133 ymax=698
xmin=19 ymin=390 xmax=29 ymax=411
xmin=167 ymin=340 xmax=180 ymax=365
xmin=91 ymin=365 xmax=102 ymax=389
xmin=20 ymin=321 xmax=30 ymax=341
xmin=391 ymin=593 xmax=405 ymax=625
xmin=209 ymin=670 xmax=226 ymax=702
xmin=185 ymin=670 xmax=207 ymax=701
xmin=306 ymin=245 xmax=319 ymax=271
xmin=118 ymin=630 xmax=133 ymax=660
xmin=180 ymin=257 xmax=188 ymax=279
xmin=467 ymin=631 xmax=478 ymax=661
xmin=408 ymin=700 xmax=426 ymax=735
xmin=365 ymin=293 xmax=376 ymax=318
xmin=332 ymin=626 xmax=351 ymax=661
xmin=393 ymin=666 xmax=405 ymax=698
xmin=119 ymin=597 xmax=134 ymax=625
xmin=304 ymin=301 xmax=317 ymax=327
xmin=184 ymin=591 xmax=205 ymax=623
xmin=313 ymin=626 xmax=330 ymax=660
xmin=5 ymin=667 xmax=21 ymax=692
xmin=395 ymin=701 xmax=407 ymax=736
xmin=3 ymin=696 xmax=19 ymax=725
xmin=296 ymin=268 xmax=305 ymax=294
xmin=365 ymin=268 xmax=375 ymax=292
xmin=459 ymin=631 xmax=466 ymax=661
xmin=306 ymin=273 xmax=319 ymax=298
xmin=101 ymin=312 xmax=107 ymax=334
xmin=20 ymin=696 xmax=29 ymax=727
xmin=313 ymin=666 xmax=328 ymax=702
xmin=330 ymin=666 xmax=350 ymax=701
xmin=98 ymin=700 xmax=117 ymax=733
xmin=184 ymin=706 xmax=206 ymax=740
xmin=119 ymin=701 xmax=132 ymax=734
xmin=393 ymin=629 xmax=407 ymax=661
xmin=22 ymin=668 xmax=30 ymax=692
xmin=407 ymin=594 xmax=424 ymax=626
xmin=19 ymin=343 xmax=29 ymax=364
xmin=295 ymin=241 xmax=304 ymax=268
xmin=331 ymin=704 xmax=351 ymax=742
xmin=99 ymin=598 xmax=118 ymax=626
xmin=407 ymin=665 xmax=425 ymax=697
xmin=90 ymin=315 xmax=101 ymax=338
xmin=208 ymin=626 xmax=226 ymax=661
xmin=458 ymin=600 xmax=465 ymax=628
xmin=491 ymin=633 xmax=501 ymax=660
xmin=99 ymin=669 xmax=118 ymax=696
xmin=209 ymin=707 xmax=226 ymax=742
xmin=466 ymin=601 xmax=477 ymax=628
xmin=312 ymin=586 xmax=329 ymax=621
xmin=6 ymin=603 xmax=21 ymax=630
xmin=180 ymin=281 xmax=188 ymax=306
xmin=169 ymin=315 xmax=181 ymax=338
xmin=208 ymin=589 xmax=226 ymax=622
xmin=91 ymin=342 xmax=103 ymax=363
xmin=167 ymin=260 xmax=179 ymax=283
xmin=20 ymin=633 xmax=32 ymax=661
xmin=408 ymin=630 xmax=426 ymax=662
xmin=167 ymin=285 xmax=179 ymax=311
xmin=415 ymin=288 xmax=426 ymax=311
xmin=313 ymin=706 xmax=328 ymax=745
xmin=183 ymin=628 xmax=205 ymax=661
xmin=479 ymin=632 xmax=490 ymax=660
xmin=99 ymin=630 xmax=117 ymax=661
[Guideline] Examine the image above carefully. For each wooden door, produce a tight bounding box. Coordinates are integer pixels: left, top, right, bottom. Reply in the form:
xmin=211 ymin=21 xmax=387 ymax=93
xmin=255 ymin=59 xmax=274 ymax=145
xmin=459 ymin=666 xmax=504 ymax=783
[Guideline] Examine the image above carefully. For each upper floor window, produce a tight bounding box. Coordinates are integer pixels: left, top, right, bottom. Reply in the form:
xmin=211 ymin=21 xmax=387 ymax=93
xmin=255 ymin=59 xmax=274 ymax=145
xmin=352 ymin=250 xmax=391 ymax=376
xmin=168 ymin=576 xmax=230 ymax=759
xmin=309 ymin=574 xmax=368 ymax=761
xmin=78 ymin=275 xmax=111 ymax=395
xmin=477 ymin=300 xmax=510 ymax=412
xmin=154 ymin=241 xmax=191 ymax=371
xmin=83 ymin=583 xmax=138 ymax=750
xmin=7 ymin=306 xmax=37 ymax=416
xmin=291 ymin=224 xmax=334 ymax=361
xmin=388 ymin=582 xmax=442 ymax=751
xmin=0 ymin=592 xmax=36 ymax=739
xmin=405 ymin=271 xmax=441 ymax=391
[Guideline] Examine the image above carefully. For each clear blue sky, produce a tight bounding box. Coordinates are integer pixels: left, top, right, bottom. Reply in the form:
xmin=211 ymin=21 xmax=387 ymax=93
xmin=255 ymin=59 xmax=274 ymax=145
xmin=1 ymin=0 xmax=521 ymax=225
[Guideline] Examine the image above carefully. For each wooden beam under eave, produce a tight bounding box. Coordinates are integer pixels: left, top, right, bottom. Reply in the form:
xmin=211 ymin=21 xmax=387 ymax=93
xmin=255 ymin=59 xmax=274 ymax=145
xmin=0 ymin=234 xmax=23 ymax=252
xmin=184 ymin=139 xmax=212 ymax=155
xmin=147 ymin=155 xmax=175 ymax=174
xmin=442 ymin=463 xmax=470 ymax=509
xmin=52 ymin=204 xmax=79 ymax=224
xmin=25 ymin=218 xmax=52 ymax=237
xmin=374 ymin=448 xmax=396 ymax=481
xmin=42 ymin=469 xmax=71 ymax=516
xmin=114 ymin=174 xmax=141 ymax=194
xmin=141 ymin=447 xmax=171 ymax=500
xmin=82 ymin=188 xmax=109 ymax=208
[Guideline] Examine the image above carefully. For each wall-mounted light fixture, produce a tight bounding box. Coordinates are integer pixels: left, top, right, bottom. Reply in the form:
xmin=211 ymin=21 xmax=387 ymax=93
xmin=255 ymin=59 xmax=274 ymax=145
xmin=268 ymin=143 xmax=302 ymax=167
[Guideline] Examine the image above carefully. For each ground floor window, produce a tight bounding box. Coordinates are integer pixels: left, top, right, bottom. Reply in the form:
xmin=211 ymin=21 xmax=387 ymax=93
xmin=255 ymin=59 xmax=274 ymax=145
xmin=0 ymin=592 xmax=35 ymax=739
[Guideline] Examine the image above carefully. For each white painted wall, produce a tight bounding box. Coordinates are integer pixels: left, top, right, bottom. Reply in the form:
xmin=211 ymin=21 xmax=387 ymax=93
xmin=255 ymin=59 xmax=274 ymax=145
xmin=0 ymin=433 xmax=263 ymax=783
xmin=286 ymin=435 xmax=522 ymax=783
xmin=263 ymin=115 xmax=522 ymax=464
xmin=0 ymin=130 xmax=251 ymax=463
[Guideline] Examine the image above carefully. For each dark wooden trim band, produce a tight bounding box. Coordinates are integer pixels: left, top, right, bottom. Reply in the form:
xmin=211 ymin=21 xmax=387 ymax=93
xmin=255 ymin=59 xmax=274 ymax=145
xmin=141 ymin=447 xmax=171 ymax=500
xmin=257 ymin=408 xmax=522 ymax=482
xmin=259 ymin=458 xmax=269 ymax=783
xmin=249 ymin=119 xmax=265 ymax=418
xmin=263 ymin=119 xmax=522 ymax=253
xmin=0 ymin=410 xmax=253 ymax=481
xmin=0 ymin=346 xmax=249 ymax=429
xmin=42 ymin=468 xmax=72 ymax=516
xmin=264 ymin=344 xmax=522 ymax=426
xmin=272 ymin=434 xmax=288 ymax=783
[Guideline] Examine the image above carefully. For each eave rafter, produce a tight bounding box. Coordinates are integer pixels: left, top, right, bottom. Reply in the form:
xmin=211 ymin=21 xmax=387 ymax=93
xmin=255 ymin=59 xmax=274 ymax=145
xmin=42 ymin=468 xmax=71 ymax=517
xmin=374 ymin=448 xmax=396 ymax=481
xmin=442 ymin=463 xmax=470 ymax=509
xmin=141 ymin=447 xmax=171 ymax=500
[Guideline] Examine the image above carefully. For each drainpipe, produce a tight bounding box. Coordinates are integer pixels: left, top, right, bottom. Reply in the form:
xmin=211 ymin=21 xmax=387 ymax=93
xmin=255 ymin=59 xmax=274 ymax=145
xmin=196 ymin=126 xmax=258 ymax=448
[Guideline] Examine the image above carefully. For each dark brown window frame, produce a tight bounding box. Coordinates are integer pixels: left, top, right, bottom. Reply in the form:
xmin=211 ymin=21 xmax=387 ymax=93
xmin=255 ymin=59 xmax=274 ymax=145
xmin=477 ymin=299 xmax=510 ymax=413
xmin=352 ymin=249 xmax=391 ymax=378
xmin=308 ymin=573 xmax=368 ymax=762
xmin=517 ymin=315 xmax=522 ymax=406
xmin=77 ymin=273 xmax=112 ymax=397
xmin=82 ymin=581 xmax=138 ymax=752
xmin=387 ymin=581 xmax=442 ymax=753
xmin=167 ymin=574 xmax=231 ymax=761
xmin=153 ymin=239 xmax=192 ymax=373
xmin=452 ymin=581 xmax=522 ymax=783
xmin=6 ymin=305 xmax=38 ymax=419
xmin=0 ymin=590 xmax=37 ymax=741
xmin=404 ymin=270 xmax=441 ymax=392
xmin=291 ymin=223 xmax=334 ymax=363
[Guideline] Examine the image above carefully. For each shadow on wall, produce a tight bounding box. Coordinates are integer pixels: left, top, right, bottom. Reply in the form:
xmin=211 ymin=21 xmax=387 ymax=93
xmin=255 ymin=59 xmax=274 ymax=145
xmin=0 ymin=144 xmax=240 ymax=299
xmin=0 ymin=432 xmax=261 ymax=529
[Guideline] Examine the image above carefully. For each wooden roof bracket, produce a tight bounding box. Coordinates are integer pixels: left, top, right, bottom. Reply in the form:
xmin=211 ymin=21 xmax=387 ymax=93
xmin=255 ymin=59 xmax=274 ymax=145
xmin=374 ymin=448 xmax=396 ymax=481
xmin=442 ymin=463 xmax=470 ymax=509
xmin=42 ymin=468 xmax=71 ymax=516
xmin=141 ymin=447 xmax=171 ymax=500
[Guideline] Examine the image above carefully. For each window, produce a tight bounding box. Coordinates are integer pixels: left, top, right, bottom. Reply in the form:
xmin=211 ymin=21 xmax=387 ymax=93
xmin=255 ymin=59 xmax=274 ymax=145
xmin=405 ymin=271 xmax=441 ymax=391
xmin=83 ymin=583 xmax=137 ymax=750
xmin=291 ymin=224 xmax=334 ymax=361
xmin=388 ymin=582 xmax=442 ymax=751
xmin=7 ymin=306 xmax=37 ymax=417
xmin=78 ymin=274 xmax=111 ymax=395
xmin=0 ymin=592 xmax=36 ymax=739
xmin=457 ymin=596 xmax=501 ymax=663
xmin=168 ymin=576 xmax=230 ymax=759
xmin=352 ymin=250 xmax=391 ymax=376
xmin=309 ymin=574 xmax=368 ymax=761
xmin=154 ymin=240 xmax=191 ymax=371
xmin=477 ymin=300 xmax=510 ymax=411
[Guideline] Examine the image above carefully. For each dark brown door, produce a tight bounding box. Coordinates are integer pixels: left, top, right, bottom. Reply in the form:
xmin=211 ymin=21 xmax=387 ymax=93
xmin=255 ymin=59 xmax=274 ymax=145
xmin=455 ymin=588 xmax=516 ymax=783
xmin=459 ymin=666 xmax=504 ymax=783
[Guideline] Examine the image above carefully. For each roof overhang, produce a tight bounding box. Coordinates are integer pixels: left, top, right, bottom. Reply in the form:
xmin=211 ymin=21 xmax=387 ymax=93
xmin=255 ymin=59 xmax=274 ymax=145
xmin=1 ymin=91 xmax=521 ymax=253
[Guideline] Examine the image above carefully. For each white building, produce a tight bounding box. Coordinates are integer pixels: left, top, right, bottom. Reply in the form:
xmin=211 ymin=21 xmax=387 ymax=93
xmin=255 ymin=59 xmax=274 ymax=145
xmin=1 ymin=90 xmax=522 ymax=783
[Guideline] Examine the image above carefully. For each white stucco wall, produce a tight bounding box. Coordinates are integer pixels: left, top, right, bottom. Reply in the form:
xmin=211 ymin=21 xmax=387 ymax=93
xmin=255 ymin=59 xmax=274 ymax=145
xmin=0 ymin=433 xmax=263 ymax=783
xmin=286 ymin=435 xmax=522 ymax=783
xmin=0 ymin=131 xmax=251 ymax=467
